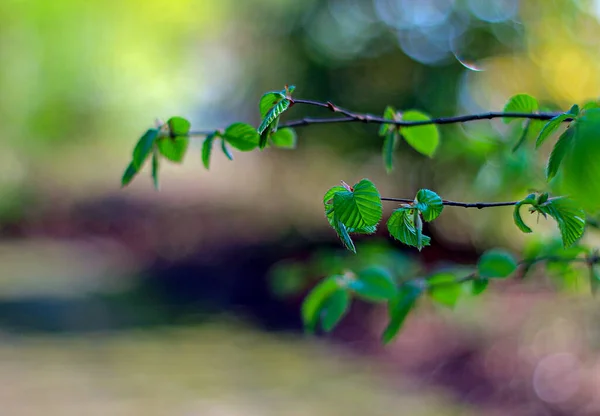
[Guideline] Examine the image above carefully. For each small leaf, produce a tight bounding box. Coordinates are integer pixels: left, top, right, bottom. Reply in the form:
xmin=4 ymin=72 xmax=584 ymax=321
xmin=568 ymin=104 xmax=580 ymax=117
xmin=259 ymin=92 xmax=284 ymax=119
xmin=535 ymin=113 xmax=571 ymax=148
xmin=332 ymin=179 xmax=383 ymax=229
xmin=223 ymin=122 xmax=260 ymax=151
xmin=157 ymin=136 xmax=189 ymax=163
xmin=472 ymin=278 xmax=489 ymax=295
xmin=547 ymin=128 xmax=574 ymax=180
xmin=383 ymin=131 xmax=397 ymax=173
xmin=513 ymin=201 xmax=533 ymax=233
xmin=221 ymin=139 xmax=234 ymax=161
xmin=202 ymin=133 xmax=216 ymax=170
xmin=151 ymin=148 xmax=159 ymax=190
xmin=270 ymin=128 xmax=297 ymax=149
xmin=167 ymin=116 xmax=191 ymax=136
xmin=379 ymin=106 xmax=396 ymax=137
xmin=348 ymin=267 xmax=397 ymax=302
xmin=478 ymin=249 xmax=517 ymax=279
xmin=258 ymin=99 xmax=291 ymax=149
xmin=503 ymin=94 xmax=539 ymax=123
xmin=332 ymin=217 xmax=356 ymax=253
xmin=121 ymin=161 xmax=138 ymax=188
xmin=387 ymin=208 xmax=431 ymax=250
xmin=400 ymin=110 xmax=439 ymax=157
xmin=539 ymin=197 xmax=586 ymax=248
xmin=382 ymin=282 xmax=422 ymax=344
xmin=512 ymin=120 xmax=531 ymax=152
xmin=301 ymin=276 xmax=340 ymax=333
xmin=320 ymin=289 xmax=351 ymax=332
xmin=132 ymin=129 xmax=159 ymax=170
xmin=427 ymin=272 xmax=461 ymax=308
xmin=323 ymin=186 xmax=347 ymax=208
xmin=415 ymin=189 xmax=444 ymax=222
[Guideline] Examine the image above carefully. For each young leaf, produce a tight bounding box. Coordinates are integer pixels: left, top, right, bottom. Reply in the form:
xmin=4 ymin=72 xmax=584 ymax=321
xmin=259 ymin=92 xmax=284 ymax=118
xmin=387 ymin=208 xmax=431 ymax=250
xmin=323 ymin=186 xmax=347 ymax=208
xmin=513 ymin=201 xmax=533 ymax=233
xmin=321 ymin=289 xmax=351 ymax=332
xmin=382 ymin=282 xmax=422 ymax=344
xmin=568 ymin=104 xmax=580 ymax=117
xmin=121 ymin=161 xmax=138 ymax=188
xmin=258 ymin=99 xmax=291 ymax=149
xmin=547 ymin=128 xmax=574 ymax=180
xmin=157 ymin=136 xmax=189 ymax=163
xmin=400 ymin=110 xmax=439 ymax=157
xmin=332 ymin=217 xmax=356 ymax=253
xmin=167 ymin=116 xmax=191 ymax=136
xmin=348 ymin=267 xmax=397 ymax=302
xmin=301 ymin=276 xmax=340 ymax=333
xmin=202 ymin=133 xmax=216 ymax=170
xmin=151 ymin=148 xmax=159 ymax=190
xmin=332 ymin=179 xmax=383 ymax=229
xmin=223 ymin=122 xmax=260 ymax=151
xmin=132 ymin=129 xmax=159 ymax=169
xmin=503 ymin=94 xmax=538 ymax=123
xmin=382 ymin=131 xmax=397 ymax=173
xmin=539 ymin=197 xmax=586 ymax=248
xmin=427 ymin=272 xmax=461 ymax=308
xmin=270 ymin=128 xmax=297 ymax=149
xmin=512 ymin=119 xmax=530 ymax=152
xmin=415 ymin=189 xmax=444 ymax=221
xmin=478 ymin=249 xmax=517 ymax=279
xmin=221 ymin=140 xmax=234 ymax=161
xmin=379 ymin=106 xmax=396 ymax=137
xmin=472 ymin=278 xmax=489 ymax=295
xmin=535 ymin=113 xmax=571 ymax=148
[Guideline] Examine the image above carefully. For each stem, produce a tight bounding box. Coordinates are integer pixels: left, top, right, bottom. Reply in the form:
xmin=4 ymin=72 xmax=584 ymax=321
xmin=381 ymin=197 xmax=520 ymax=209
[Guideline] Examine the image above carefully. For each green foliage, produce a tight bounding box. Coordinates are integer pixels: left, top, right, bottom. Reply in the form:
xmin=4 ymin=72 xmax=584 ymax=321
xmin=133 ymin=129 xmax=159 ymax=170
xmin=347 ymin=267 xmax=397 ymax=302
xmin=427 ymin=272 xmax=461 ymax=308
xmin=471 ymin=278 xmax=489 ymax=295
xmin=400 ymin=110 xmax=439 ymax=157
xmin=151 ymin=148 xmax=159 ymax=190
xmin=537 ymin=197 xmax=585 ymax=248
xmin=258 ymin=90 xmax=293 ymax=149
xmin=202 ymin=133 xmax=216 ymax=170
xmin=513 ymin=194 xmax=537 ymax=233
xmin=270 ymin=128 xmax=297 ymax=149
xmin=382 ymin=132 xmax=397 ymax=173
xmin=331 ymin=180 xmax=383 ymax=230
xmin=547 ymin=128 xmax=574 ymax=180
xmin=503 ymin=94 xmax=539 ymax=122
xmin=379 ymin=106 xmax=396 ymax=136
xmin=301 ymin=275 xmax=350 ymax=333
xmin=223 ymin=123 xmax=260 ymax=151
xmin=536 ymin=114 xmax=571 ymax=148
xmin=382 ymin=281 xmax=423 ymax=344
xmin=320 ymin=289 xmax=351 ymax=332
xmin=167 ymin=116 xmax=191 ymax=136
xmin=157 ymin=136 xmax=189 ymax=163
xmin=478 ymin=249 xmax=517 ymax=279
xmin=121 ymin=161 xmax=137 ymax=188
xmin=259 ymin=92 xmax=284 ymax=119
xmin=415 ymin=189 xmax=443 ymax=221
xmin=221 ymin=140 xmax=234 ymax=161
xmin=387 ymin=208 xmax=431 ymax=251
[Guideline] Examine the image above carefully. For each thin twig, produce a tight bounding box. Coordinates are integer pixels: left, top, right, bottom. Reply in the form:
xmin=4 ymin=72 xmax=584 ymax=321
xmin=381 ymin=197 xmax=520 ymax=209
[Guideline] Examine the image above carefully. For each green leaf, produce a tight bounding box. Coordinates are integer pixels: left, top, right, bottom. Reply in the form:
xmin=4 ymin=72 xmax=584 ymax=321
xmin=258 ymin=99 xmax=290 ymax=149
xmin=202 ymin=133 xmax=216 ymax=170
xmin=301 ymin=276 xmax=340 ymax=333
xmin=223 ymin=122 xmax=260 ymax=152
xmin=478 ymin=249 xmax=517 ymax=279
xmin=348 ymin=267 xmax=397 ymax=302
xmin=512 ymin=120 xmax=530 ymax=152
xmin=167 ymin=116 xmax=191 ymax=136
xmin=379 ymin=106 xmax=396 ymax=137
xmin=547 ymin=128 xmax=574 ymax=180
xmin=332 ymin=179 xmax=383 ymax=229
xmin=259 ymin=92 xmax=284 ymax=119
xmin=382 ymin=132 xmax=397 ymax=173
xmin=323 ymin=186 xmax=347 ymax=208
xmin=568 ymin=104 xmax=580 ymax=117
xmin=513 ymin=201 xmax=533 ymax=233
xmin=387 ymin=208 xmax=431 ymax=251
xmin=270 ymin=128 xmax=297 ymax=149
xmin=221 ymin=139 xmax=234 ymax=161
xmin=427 ymin=272 xmax=461 ymax=308
xmin=382 ymin=282 xmax=422 ymax=344
xmin=157 ymin=136 xmax=189 ymax=163
xmin=503 ymin=94 xmax=538 ymax=123
xmin=472 ymin=278 xmax=489 ymax=295
xmin=415 ymin=189 xmax=444 ymax=222
xmin=320 ymin=289 xmax=351 ymax=332
xmin=132 ymin=129 xmax=159 ymax=170
xmin=151 ymin=148 xmax=159 ymax=190
xmin=121 ymin=161 xmax=138 ymax=188
xmin=400 ymin=110 xmax=439 ymax=157
xmin=582 ymin=101 xmax=600 ymax=111
xmin=539 ymin=197 xmax=586 ymax=248
xmin=535 ymin=114 xmax=571 ymax=148
xmin=331 ymin=217 xmax=356 ymax=253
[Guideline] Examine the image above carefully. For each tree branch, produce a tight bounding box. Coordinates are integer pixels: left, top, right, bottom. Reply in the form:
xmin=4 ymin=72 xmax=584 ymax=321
xmin=381 ymin=197 xmax=520 ymax=209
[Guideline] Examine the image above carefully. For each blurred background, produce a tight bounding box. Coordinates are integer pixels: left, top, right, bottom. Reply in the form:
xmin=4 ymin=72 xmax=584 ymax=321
xmin=1 ymin=0 xmax=600 ymax=414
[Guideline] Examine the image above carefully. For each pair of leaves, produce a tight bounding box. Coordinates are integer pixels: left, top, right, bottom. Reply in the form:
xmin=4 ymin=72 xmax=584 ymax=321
xmin=387 ymin=189 xmax=443 ymax=251
xmin=379 ymin=106 xmax=439 ymax=172
xmin=257 ymin=85 xmax=295 ymax=149
xmin=301 ymin=275 xmax=350 ymax=333
xmin=514 ymin=194 xmax=585 ymax=247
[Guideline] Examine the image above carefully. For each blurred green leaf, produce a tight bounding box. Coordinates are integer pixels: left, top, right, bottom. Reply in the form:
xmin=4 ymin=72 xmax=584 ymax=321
xmin=321 ymin=288 xmax=351 ymax=332
xmin=223 ymin=122 xmax=260 ymax=151
xmin=415 ymin=189 xmax=444 ymax=222
xmin=132 ymin=128 xmax=159 ymax=169
xmin=259 ymin=92 xmax=284 ymax=119
xmin=538 ymin=197 xmax=586 ymax=248
xmin=512 ymin=120 xmax=530 ymax=152
xmin=547 ymin=128 xmax=574 ymax=180
xmin=151 ymin=148 xmax=159 ymax=190
xmin=387 ymin=208 xmax=431 ymax=251
xmin=568 ymin=104 xmax=580 ymax=117
xmin=382 ymin=282 xmax=422 ymax=344
xmin=503 ymin=94 xmax=538 ymax=123
xmin=478 ymin=249 xmax=517 ymax=279
xmin=472 ymin=278 xmax=489 ymax=295
xmin=331 ymin=217 xmax=356 ymax=253
xmin=202 ymin=133 xmax=216 ymax=170
xmin=270 ymin=128 xmax=297 ymax=149
xmin=382 ymin=132 xmax=396 ymax=173
xmin=379 ymin=106 xmax=396 ymax=137
xmin=348 ymin=267 xmax=397 ymax=302
xmin=400 ymin=110 xmax=439 ymax=157
xmin=301 ymin=276 xmax=340 ymax=333
xmin=332 ymin=179 xmax=382 ymax=230
xmin=167 ymin=116 xmax=191 ymax=136
xmin=121 ymin=161 xmax=138 ymax=188
xmin=221 ymin=140 xmax=234 ymax=161
xmin=258 ymin=99 xmax=290 ymax=149
xmin=536 ymin=114 xmax=571 ymax=148
xmin=513 ymin=196 xmax=536 ymax=233
xmin=157 ymin=136 xmax=189 ymax=163
xmin=427 ymin=272 xmax=461 ymax=308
